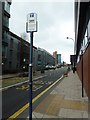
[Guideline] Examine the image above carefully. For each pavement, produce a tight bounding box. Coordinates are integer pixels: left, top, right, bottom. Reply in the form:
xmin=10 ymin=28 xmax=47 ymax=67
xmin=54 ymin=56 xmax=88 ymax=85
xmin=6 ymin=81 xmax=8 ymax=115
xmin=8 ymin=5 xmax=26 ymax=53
xmin=27 ymin=71 xmax=88 ymax=119
xmin=1 ymin=70 xmax=89 ymax=119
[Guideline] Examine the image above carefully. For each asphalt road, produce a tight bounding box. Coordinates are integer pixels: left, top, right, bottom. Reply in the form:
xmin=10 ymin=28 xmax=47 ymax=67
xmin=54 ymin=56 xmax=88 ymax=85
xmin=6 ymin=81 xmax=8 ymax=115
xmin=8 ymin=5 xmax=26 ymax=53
xmin=2 ymin=67 xmax=67 ymax=119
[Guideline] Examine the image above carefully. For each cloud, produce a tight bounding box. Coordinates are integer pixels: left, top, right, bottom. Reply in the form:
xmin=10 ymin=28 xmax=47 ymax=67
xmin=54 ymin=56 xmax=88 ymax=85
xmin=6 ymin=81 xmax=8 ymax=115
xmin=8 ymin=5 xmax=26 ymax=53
xmin=12 ymin=0 xmax=74 ymax=2
xmin=10 ymin=1 xmax=74 ymax=63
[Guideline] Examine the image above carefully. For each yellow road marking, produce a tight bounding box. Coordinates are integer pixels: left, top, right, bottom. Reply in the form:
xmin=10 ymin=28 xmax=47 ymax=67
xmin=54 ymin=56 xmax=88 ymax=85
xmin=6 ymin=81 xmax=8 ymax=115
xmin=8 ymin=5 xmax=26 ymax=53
xmin=7 ymin=76 xmax=63 ymax=119
xmin=16 ymin=84 xmax=42 ymax=91
xmin=7 ymin=103 xmax=29 ymax=120
xmin=32 ymin=78 xmax=61 ymax=103
xmin=16 ymin=85 xmax=29 ymax=90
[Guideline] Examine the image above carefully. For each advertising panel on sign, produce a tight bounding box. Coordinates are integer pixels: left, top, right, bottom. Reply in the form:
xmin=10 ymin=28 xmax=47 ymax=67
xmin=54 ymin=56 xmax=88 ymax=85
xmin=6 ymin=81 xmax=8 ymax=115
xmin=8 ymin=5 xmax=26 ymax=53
xmin=26 ymin=13 xmax=37 ymax=32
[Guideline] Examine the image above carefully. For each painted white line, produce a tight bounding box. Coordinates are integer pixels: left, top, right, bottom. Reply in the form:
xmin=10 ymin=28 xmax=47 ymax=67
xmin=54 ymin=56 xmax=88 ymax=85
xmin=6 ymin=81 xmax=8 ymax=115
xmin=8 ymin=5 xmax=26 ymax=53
xmin=0 ymin=80 xmax=29 ymax=91
xmin=33 ymin=75 xmax=47 ymax=81
xmin=0 ymin=75 xmax=47 ymax=91
xmin=33 ymin=85 xmax=43 ymax=91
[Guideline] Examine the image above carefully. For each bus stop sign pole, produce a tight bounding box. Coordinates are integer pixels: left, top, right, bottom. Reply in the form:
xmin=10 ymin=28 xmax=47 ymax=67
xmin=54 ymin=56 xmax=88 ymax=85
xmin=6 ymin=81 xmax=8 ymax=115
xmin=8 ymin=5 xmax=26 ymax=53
xmin=29 ymin=32 xmax=33 ymax=120
xmin=26 ymin=13 xmax=37 ymax=120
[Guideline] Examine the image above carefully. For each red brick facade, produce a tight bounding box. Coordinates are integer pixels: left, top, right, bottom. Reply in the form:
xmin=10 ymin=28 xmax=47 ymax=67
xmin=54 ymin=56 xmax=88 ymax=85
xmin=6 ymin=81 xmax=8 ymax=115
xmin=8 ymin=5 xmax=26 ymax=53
xmin=88 ymin=45 xmax=90 ymax=100
xmin=77 ymin=44 xmax=90 ymax=97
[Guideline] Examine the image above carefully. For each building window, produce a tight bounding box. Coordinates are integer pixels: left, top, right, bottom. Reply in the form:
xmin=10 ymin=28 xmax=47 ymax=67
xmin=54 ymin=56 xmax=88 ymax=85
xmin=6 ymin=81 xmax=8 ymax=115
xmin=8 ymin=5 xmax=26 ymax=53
xmin=4 ymin=1 xmax=10 ymax=14
xmin=3 ymin=15 xmax=9 ymax=28
xmin=2 ymin=45 xmax=7 ymax=58
xmin=81 ymin=28 xmax=88 ymax=53
xmin=16 ymin=64 xmax=19 ymax=69
xmin=87 ymin=20 xmax=90 ymax=40
xmin=77 ymin=27 xmax=89 ymax=63
xmin=9 ymin=61 xmax=12 ymax=68
xmin=38 ymin=54 xmax=41 ymax=61
xmin=17 ymin=42 xmax=20 ymax=50
xmin=77 ymin=55 xmax=80 ymax=63
xmin=9 ymin=50 xmax=13 ymax=59
xmin=4 ymin=31 xmax=6 ymax=39
xmin=17 ymin=52 xmax=20 ymax=61
xmin=3 ymin=31 xmax=8 ymax=40
xmin=10 ymin=38 xmax=13 ymax=49
xmin=84 ymin=29 xmax=88 ymax=46
xmin=23 ymin=58 xmax=26 ymax=62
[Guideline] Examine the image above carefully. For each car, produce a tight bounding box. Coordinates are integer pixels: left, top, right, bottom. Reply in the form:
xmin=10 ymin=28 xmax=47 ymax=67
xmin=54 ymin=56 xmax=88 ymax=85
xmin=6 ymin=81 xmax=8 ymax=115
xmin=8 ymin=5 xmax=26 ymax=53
xmin=45 ymin=65 xmax=50 ymax=70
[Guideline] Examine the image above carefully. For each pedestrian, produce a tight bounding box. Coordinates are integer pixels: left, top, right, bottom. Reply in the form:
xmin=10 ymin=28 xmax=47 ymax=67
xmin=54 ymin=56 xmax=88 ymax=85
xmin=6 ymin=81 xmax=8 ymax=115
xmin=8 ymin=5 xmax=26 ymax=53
xmin=68 ymin=66 xmax=70 ymax=72
xmin=73 ymin=67 xmax=75 ymax=73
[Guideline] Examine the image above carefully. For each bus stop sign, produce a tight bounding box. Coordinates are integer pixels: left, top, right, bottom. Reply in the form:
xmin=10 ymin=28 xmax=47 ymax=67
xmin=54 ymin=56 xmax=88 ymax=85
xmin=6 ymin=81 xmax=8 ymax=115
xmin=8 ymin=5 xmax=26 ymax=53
xmin=26 ymin=13 xmax=37 ymax=32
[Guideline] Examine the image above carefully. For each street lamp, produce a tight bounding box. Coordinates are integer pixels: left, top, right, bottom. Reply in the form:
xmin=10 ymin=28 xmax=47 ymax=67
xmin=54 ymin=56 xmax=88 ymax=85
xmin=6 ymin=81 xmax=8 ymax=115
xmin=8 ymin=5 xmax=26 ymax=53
xmin=66 ymin=37 xmax=75 ymax=73
xmin=66 ymin=37 xmax=74 ymax=43
xmin=66 ymin=36 xmax=74 ymax=53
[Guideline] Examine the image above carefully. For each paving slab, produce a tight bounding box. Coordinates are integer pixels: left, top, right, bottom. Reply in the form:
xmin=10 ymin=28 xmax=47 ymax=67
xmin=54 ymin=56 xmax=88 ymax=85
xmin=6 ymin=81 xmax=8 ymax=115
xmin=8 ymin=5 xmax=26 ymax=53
xmin=32 ymin=71 xmax=88 ymax=119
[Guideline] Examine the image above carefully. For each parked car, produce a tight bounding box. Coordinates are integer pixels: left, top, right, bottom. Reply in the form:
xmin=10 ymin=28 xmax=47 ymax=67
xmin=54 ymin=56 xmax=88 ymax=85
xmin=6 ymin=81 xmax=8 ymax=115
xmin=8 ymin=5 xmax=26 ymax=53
xmin=45 ymin=65 xmax=56 ymax=70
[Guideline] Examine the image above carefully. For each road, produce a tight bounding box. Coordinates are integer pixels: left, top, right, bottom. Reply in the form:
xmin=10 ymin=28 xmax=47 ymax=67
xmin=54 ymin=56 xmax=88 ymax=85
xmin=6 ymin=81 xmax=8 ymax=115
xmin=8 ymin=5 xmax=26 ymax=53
xmin=2 ymin=67 xmax=67 ymax=119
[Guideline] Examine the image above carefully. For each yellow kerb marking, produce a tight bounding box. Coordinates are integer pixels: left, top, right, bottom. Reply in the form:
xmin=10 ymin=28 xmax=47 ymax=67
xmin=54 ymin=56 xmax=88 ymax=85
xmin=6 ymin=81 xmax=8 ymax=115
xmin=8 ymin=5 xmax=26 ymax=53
xmin=8 ymin=77 xmax=62 ymax=119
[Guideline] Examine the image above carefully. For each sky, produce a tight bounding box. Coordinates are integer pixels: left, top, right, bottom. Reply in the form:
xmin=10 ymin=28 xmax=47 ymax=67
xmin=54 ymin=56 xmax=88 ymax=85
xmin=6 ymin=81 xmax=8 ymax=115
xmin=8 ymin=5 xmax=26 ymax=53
xmin=9 ymin=0 xmax=75 ymax=64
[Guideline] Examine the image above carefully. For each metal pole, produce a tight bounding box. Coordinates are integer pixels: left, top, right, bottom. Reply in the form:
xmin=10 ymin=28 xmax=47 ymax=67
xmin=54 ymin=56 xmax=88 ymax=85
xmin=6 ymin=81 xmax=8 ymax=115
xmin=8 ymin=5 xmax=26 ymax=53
xmin=66 ymin=37 xmax=75 ymax=72
xmin=29 ymin=32 xmax=33 ymax=120
xmin=81 ymin=50 xmax=84 ymax=97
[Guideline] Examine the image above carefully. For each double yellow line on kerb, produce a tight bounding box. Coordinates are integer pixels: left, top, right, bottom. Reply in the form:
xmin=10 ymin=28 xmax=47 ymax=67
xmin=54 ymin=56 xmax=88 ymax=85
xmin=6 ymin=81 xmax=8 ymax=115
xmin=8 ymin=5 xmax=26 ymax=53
xmin=7 ymin=76 xmax=63 ymax=119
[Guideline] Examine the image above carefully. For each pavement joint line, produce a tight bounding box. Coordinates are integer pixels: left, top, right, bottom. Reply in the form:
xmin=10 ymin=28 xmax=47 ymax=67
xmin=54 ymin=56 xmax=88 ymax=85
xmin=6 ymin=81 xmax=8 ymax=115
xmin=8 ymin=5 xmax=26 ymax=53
xmin=0 ymin=75 xmax=47 ymax=91
xmin=7 ymin=75 xmax=63 ymax=119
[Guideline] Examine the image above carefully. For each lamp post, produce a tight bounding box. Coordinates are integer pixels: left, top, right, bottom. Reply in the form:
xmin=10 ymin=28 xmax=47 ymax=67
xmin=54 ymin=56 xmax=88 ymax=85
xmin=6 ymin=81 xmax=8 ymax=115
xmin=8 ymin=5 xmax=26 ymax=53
xmin=66 ymin=37 xmax=74 ymax=43
xmin=66 ymin=37 xmax=75 ymax=73
xmin=67 ymin=37 xmax=84 ymax=97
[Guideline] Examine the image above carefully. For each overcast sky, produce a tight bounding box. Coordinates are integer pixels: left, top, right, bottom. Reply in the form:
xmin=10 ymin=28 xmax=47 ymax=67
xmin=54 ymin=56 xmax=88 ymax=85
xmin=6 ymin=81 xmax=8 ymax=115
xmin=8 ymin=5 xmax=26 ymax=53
xmin=10 ymin=0 xmax=75 ymax=63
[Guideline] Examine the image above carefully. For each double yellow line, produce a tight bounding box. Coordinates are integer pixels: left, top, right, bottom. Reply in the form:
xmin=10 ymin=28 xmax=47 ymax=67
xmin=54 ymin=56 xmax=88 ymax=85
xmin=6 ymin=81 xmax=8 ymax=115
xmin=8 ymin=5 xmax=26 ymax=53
xmin=7 ymin=76 xmax=63 ymax=119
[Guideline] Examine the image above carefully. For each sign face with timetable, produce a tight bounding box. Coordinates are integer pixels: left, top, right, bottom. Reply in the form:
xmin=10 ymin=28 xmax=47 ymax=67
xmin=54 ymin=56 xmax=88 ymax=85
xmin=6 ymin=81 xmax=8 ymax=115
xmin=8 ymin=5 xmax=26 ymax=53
xmin=26 ymin=13 xmax=37 ymax=32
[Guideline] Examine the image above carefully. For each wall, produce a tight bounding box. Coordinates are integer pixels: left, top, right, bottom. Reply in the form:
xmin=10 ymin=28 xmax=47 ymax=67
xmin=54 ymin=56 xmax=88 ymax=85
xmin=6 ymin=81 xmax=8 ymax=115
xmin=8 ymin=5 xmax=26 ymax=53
xmin=77 ymin=44 xmax=90 ymax=96
xmin=83 ymin=46 xmax=89 ymax=96
xmin=88 ymin=44 xmax=90 ymax=100
xmin=77 ymin=58 xmax=82 ymax=82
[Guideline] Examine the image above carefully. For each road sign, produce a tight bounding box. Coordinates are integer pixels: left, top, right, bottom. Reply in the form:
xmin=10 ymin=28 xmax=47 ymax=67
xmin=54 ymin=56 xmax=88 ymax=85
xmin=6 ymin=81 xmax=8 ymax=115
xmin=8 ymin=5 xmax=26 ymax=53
xmin=26 ymin=13 xmax=37 ymax=32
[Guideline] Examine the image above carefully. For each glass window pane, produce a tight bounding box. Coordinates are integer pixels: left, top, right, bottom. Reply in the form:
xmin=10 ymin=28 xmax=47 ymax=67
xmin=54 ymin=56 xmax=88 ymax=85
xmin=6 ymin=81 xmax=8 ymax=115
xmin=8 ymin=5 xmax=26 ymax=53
xmin=4 ymin=1 xmax=10 ymax=14
xmin=88 ymin=20 xmax=90 ymax=39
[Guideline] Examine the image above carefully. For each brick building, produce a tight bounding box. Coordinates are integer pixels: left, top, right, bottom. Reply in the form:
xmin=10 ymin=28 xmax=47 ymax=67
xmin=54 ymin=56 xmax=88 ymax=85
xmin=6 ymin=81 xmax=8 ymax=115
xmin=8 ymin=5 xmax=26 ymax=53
xmin=75 ymin=1 xmax=90 ymax=99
